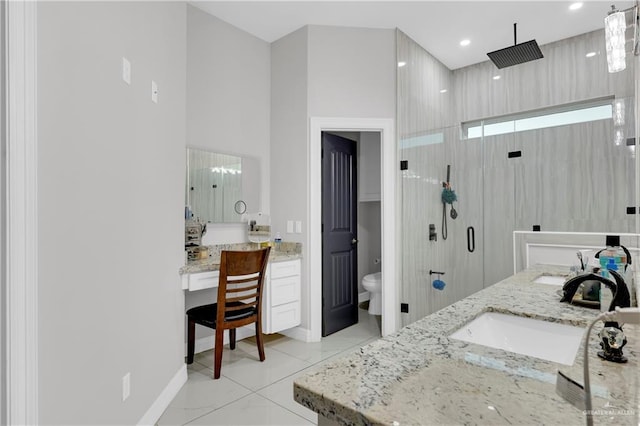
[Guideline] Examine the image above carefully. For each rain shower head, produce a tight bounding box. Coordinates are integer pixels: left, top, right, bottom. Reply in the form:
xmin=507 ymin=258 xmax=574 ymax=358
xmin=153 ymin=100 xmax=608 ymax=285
xmin=487 ymin=23 xmax=543 ymax=69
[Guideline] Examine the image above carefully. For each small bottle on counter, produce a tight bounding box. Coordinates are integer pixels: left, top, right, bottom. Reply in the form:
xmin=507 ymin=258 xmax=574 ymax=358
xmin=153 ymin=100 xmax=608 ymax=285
xmin=274 ymin=232 xmax=282 ymax=251
xmin=599 ymin=235 xmax=627 ymax=279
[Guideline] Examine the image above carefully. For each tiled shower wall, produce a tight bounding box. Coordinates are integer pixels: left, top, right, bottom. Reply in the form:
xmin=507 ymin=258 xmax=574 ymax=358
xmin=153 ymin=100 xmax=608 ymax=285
xmin=397 ymin=29 xmax=637 ymax=326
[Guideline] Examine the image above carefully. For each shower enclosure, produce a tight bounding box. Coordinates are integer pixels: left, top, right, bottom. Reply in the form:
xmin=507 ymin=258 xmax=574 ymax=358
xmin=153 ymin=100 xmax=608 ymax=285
xmin=397 ymin=29 xmax=638 ymax=326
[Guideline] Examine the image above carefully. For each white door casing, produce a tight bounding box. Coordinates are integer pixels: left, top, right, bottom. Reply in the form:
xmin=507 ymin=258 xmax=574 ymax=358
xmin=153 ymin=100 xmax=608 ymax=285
xmin=4 ymin=1 xmax=39 ymax=424
xmin=309 ymin=117 xmax=398 ymax=341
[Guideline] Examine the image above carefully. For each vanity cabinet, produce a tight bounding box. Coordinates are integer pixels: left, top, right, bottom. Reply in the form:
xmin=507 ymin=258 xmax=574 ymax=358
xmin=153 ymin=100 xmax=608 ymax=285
xmin=264 ymin=259 xmax=301 ymax=334
xmin=182 ymin=258 xmax=301 ymax=334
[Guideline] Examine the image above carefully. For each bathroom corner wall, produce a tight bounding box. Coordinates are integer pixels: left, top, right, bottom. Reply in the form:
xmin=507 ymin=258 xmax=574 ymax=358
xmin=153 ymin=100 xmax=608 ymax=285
xmin=271 ymin=27 xmax=310 ymax=327
xmin=187 ymin=5 xmax=271 ymax=219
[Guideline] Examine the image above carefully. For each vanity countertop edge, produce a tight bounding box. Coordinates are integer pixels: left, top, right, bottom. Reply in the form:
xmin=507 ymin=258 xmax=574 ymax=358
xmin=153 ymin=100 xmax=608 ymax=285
xmin=293 ymin=264 xmax=640 ymax=426
xmin=180 ymin=243 xmax=302 ymax=275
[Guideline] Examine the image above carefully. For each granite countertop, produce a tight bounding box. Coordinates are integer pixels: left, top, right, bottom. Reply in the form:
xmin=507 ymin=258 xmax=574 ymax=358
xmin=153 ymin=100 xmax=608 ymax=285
xmin=180 ymin=242 xmax=302 ymax=275
xmin=294 ymin=265 xmax=640 ymax=425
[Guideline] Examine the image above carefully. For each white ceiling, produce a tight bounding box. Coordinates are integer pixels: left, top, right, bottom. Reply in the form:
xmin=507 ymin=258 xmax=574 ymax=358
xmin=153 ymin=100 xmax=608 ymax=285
xmin=191 ymin=1 xmax=635 ymax=70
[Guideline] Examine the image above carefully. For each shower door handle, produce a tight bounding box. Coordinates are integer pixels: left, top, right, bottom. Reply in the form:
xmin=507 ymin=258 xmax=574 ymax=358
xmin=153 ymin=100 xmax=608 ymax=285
xmin=467 ymin=226 xmax=475 ymax=253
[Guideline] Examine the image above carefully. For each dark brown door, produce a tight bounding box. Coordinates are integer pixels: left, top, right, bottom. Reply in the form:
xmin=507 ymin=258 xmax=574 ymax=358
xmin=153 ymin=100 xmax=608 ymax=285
xmin=322 ymin=132 xmax=358 ymax=336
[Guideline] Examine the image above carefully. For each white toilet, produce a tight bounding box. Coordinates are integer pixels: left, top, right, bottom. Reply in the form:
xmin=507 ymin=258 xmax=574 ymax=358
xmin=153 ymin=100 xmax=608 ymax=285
xmin=362 ymin=272 xmax=382 ymax=315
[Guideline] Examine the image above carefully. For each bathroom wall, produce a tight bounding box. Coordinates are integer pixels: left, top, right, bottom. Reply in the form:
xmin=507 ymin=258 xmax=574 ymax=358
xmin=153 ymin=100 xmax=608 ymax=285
xmin=0 ymin=1 xmax=5 ymax=422
xmin=357 ymin=132 xmax=382 ymax=293
xmin=271 ymin=25 xmax=395 ymax=335
xmin=37 ymin=2 xmax=186 ymax=424
xmin=398 ymin=29 xmax=637 ymax=325
xmin=456 ymin=29 xmax=636 ymax=287
xmin=187 ymin=4 xmax=271 ymax=219
xmin=271 ymin=26 xmax=310 ymax=328
xmin=186 ymin=4 xmax=272 ymax=347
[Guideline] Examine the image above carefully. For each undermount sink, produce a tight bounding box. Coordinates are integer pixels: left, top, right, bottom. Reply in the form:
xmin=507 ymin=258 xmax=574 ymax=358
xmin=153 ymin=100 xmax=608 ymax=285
xmin=449 ymin=312 xmax=585 ymax=365
xmin=533 ymin=275 xmax=567 ymax=286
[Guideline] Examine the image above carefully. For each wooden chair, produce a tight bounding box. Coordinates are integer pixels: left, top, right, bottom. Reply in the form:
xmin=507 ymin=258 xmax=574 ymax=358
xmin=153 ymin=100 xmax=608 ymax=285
xmin=186 ymin=247 xmax=271 ymax=379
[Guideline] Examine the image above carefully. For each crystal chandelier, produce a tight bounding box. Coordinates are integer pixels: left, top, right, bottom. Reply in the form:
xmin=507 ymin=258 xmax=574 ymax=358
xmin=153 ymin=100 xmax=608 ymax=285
xmin=604 ymin=6 xmax=627 ymax=73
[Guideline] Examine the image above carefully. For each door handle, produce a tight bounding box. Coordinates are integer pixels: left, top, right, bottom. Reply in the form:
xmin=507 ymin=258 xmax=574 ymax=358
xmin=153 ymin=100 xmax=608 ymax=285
xmin=351 ymin=238 xmax=359 ymax=245
xmin=467 ymin=226 xmax=475 ymax=253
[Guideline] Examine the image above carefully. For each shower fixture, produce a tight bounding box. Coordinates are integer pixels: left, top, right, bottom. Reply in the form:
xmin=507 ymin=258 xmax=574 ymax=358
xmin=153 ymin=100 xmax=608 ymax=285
xmin=487 ymin=23 xmax=543 ymax=69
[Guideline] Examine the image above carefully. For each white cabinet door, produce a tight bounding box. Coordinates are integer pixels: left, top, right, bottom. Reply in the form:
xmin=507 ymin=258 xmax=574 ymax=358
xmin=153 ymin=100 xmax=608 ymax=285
xmin=263 ymin=259 xmax=301 ymax=334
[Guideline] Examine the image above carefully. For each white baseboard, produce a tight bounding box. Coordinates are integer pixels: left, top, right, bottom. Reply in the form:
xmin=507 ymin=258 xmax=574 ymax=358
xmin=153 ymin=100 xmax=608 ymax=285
xmin=279 ymin=326 xmax=311 ymax=342
xmin=359 ymin=291 xmax=370 ymax=303
xmin=138 ymin=364 xmax=187 ymax=426
xmin=192 ymin=326 xmax=255 ymax=354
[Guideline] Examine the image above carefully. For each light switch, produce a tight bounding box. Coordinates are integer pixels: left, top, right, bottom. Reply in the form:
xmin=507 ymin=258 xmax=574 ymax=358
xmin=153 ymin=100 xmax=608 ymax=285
xmin=151 ymin=80 xmax=158 ymax=103
xmin=122 ymin=57 xmax=131 ymax=85
xmin=295 ymin=221 xmax=302 ymax=233
xmin=287 ymin=220 xmax=294 ymax=234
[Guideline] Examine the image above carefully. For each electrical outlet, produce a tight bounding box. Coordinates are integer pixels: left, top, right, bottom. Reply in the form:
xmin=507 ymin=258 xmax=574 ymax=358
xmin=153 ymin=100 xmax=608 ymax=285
xmin=151 ymin=80 xmax=158 ymax=103
xmin=287 ymin=220 xmax=294 ymax=233
xmin=295 ymin=221 xmax=302 ymax=233
xmin=122 ymin=373 xmax=130 ymax=402
xmin=122 ymin=57 xmax=131 ymax=85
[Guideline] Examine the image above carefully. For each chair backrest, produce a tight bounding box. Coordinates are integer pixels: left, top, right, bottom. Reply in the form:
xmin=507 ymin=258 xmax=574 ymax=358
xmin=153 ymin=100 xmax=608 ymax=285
xmin=216 ymin=247 xmax=271 ymax=327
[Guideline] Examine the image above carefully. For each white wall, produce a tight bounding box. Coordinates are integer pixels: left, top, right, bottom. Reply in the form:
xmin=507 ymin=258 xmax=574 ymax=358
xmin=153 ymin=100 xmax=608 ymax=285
xmin=37 ymin=2 xmax=186 ymax=424
xmin=187 ymin=5 xmax=271 ymax=217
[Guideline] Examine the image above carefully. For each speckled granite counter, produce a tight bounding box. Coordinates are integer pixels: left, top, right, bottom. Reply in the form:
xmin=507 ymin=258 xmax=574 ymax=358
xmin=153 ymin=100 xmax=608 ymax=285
xmin=294 ymin=265 xmax=640 ymax=425
xmin=179 ymin=242 xmax=302 ymax=275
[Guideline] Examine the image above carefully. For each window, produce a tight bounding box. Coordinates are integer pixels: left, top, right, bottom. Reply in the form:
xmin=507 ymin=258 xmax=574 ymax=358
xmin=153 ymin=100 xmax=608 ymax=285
xmin=462 ymin=98 xmax=614 ymax=139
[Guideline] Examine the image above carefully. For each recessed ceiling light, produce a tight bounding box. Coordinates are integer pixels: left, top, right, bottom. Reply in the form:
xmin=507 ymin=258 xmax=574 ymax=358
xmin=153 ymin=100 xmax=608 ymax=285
xmin=493 ymin=75 xmax=501 ymax=80
xmin=460 ymin=39 xmax=471 ymax=47
xmin=440 ymin=89 xmax=448 ymax=93
xmin=585 ymin=51 xmax=596 ymax=58
xmin=398 ymin=61 xmax=407 ymax=67
xmin=569 ymin=2 xmax=583 ymax=11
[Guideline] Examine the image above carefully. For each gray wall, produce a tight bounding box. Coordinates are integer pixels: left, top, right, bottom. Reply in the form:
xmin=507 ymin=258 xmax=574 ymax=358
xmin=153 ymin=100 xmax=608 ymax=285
xmin=37 ymin=2 xmax=186 ymax=424
xmin=307 ymin=25 xmax=396 ymax=118
xmin=187 ymin=5 xmax=271 ymax=216
xmin=186 ymin=5 xmax=272 ymax=344
xmin=270 ymin=26 xmax=310 ymax=326
xmin=1 ymin=0 xmax=6 ymax=422
xmin=271 ymin=25 xmax=395 ymax=331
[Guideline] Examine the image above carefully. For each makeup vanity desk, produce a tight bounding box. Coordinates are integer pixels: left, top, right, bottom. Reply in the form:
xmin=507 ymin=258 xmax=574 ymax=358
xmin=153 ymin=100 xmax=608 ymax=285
xmin=179 ymin=243 xmax=302 ymax=334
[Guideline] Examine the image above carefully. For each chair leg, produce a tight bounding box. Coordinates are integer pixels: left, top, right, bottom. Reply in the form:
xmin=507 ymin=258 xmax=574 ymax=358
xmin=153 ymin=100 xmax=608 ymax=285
xmin=229 ymin=328 xmax=236 ymax=350
xmin=255 ymin=320 xmax=265 ymax=362
xmin=187 ymin=318 xmax=195 ymax=364
xmin=214 ymin=327 xmax=224 ymax=379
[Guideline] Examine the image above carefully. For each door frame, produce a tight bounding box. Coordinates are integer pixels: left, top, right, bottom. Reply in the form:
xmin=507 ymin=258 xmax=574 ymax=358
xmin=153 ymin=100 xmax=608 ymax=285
xmin=309 ymin=117 xmax=398 ymax=341
xmin=3 ymin=1 xmax=39 ymax=424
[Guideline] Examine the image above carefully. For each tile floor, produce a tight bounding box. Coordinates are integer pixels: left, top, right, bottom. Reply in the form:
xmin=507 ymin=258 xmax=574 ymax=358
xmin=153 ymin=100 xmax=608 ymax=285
xmin=158 ymin=309 xmax=381 ymax=425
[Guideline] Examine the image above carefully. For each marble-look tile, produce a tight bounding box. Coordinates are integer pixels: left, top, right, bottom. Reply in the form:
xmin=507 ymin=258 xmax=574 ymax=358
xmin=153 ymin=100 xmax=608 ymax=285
xmin=194 ymin=341 xmax=312 ymax=391
xmin=157 ymin=369 xmax=251 ymax=426
xmin=187 ymin=393 xmax=313 ymax=425
xmin=256 ymin=368 xmax=320 ymax=423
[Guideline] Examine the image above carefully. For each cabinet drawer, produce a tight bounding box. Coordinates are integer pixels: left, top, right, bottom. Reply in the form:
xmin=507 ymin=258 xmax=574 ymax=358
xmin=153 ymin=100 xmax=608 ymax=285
xmin=270 ymin=259 xmax=300 ymax=279
xmin=270 ymin=275 xmax=300 ymax=307
xmin=270 ymin=302 xmax=300 ymax=333
xmin=188 ymin=271 xmax=220 ymax=291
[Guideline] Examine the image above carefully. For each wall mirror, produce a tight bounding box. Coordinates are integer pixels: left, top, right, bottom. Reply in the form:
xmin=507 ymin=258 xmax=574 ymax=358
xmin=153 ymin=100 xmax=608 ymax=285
xmin=186 ymin=147 xmax=260 ymax=223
